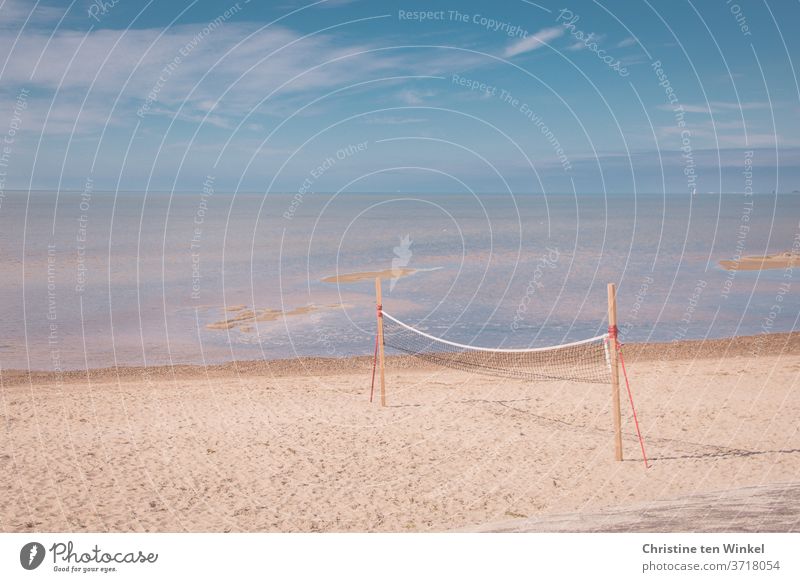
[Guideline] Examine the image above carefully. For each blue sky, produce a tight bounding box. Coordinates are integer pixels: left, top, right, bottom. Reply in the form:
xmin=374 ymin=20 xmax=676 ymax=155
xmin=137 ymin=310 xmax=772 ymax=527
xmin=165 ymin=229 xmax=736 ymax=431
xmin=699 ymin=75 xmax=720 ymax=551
xmin=0 ymin=0 xmax=798 ymax=194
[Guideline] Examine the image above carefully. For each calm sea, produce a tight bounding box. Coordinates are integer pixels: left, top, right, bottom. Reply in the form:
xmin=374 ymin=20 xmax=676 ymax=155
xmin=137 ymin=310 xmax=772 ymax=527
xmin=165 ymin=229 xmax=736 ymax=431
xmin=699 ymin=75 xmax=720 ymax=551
xmin=1 ymin=190 xmax=798 ymax=371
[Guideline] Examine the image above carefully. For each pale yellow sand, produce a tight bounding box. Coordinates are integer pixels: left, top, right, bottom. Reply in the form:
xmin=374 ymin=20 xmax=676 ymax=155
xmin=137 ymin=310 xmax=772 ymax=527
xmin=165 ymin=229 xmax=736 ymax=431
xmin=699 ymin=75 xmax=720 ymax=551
xmin=1 ymin=333 xmax=799 ymax=532
xmin=719 ymin=251 xmax=800 ymax=271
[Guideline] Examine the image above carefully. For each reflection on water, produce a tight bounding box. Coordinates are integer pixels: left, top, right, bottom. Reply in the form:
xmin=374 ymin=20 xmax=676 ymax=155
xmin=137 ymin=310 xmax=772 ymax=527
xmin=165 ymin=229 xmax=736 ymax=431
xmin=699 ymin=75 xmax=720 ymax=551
xmin=1 ymin=190 xmax=798 ymax=370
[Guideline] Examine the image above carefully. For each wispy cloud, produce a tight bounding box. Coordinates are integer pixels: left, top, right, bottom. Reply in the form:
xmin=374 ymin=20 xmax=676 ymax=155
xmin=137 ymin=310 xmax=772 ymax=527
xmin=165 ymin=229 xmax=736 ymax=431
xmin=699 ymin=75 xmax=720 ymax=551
xmin=0 ymin=18 xmax=481 ymax=135
xmin=710 ymin=101 xmax=771 ymax=111
xmin=396 ymin=89 xmax=436 ymax=105
xmin=364 ymin=116 xmax=427 ymax=125
xmin=658 ymin=104 xmax=710 ymax=114
xmin=567 ymin=33 xmax=606 ymax=51
xmin=657 ymin=122 xmax=794 ymax=148
xmin=657 ymin=101 xmax=772 ymax=115
xmin=619 ymin=54 xmax=648 ymax=67
xmin=0 ymin=0 xmax=65 ymax=29
xmin=616 ymin=37 xmax=637 ymax=48
xmin=504 ymin=26 xmax=563 ymax=58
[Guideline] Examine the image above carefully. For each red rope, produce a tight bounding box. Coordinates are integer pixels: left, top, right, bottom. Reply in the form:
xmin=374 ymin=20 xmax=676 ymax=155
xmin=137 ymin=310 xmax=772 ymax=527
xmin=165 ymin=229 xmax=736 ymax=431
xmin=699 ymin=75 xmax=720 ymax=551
xmin=617 ymin=342 xmax=650 ymax=469
xmin=369 ymin=303 xmax=382 ymax=402
xmin=369 ymin=332 xmax=378 ymax=403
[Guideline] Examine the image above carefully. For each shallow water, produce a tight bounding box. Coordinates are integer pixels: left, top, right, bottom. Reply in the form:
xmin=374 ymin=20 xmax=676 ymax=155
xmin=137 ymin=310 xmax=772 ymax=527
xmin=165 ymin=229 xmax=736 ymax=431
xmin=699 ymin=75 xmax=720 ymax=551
xmin=1 ymin=190 xmax=798 ymax=370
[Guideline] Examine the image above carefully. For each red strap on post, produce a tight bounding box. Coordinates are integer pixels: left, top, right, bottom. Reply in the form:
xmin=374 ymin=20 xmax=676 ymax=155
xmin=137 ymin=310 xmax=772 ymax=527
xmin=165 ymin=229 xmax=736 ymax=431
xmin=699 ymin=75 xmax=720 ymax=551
xmin=616 ymin=342 xmax=650 ymax=469
xmin=607 ymin=323 xmax=649 ymax=468
xmin=369 ymin=332 xmax=378 ymax=403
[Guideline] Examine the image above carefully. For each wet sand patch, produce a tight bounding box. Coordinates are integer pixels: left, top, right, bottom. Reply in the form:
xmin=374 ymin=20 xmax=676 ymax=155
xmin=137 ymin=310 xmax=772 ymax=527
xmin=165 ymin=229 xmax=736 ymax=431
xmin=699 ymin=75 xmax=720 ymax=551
xmin=321 ymin=268 xmax=417 ymax=284
xmin=719 ymin=251 xmax=800 ymax=271
xmin=206 ymin=304 xmax=342 ymax=331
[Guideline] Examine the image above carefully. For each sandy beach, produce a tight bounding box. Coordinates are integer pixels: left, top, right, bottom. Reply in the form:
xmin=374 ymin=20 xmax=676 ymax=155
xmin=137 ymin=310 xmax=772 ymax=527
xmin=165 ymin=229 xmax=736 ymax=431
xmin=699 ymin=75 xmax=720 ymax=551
xmin=2 ymin=332 xmax=799 ymax=533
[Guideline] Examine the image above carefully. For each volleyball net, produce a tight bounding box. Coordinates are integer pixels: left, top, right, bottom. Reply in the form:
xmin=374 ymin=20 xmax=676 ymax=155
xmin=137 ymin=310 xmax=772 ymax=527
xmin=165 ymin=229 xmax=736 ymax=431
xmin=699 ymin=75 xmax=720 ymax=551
xmin=381 ymin=311 xmax=611 ymax=384
xmin=369 ymin=279 xmax=649 ymax=466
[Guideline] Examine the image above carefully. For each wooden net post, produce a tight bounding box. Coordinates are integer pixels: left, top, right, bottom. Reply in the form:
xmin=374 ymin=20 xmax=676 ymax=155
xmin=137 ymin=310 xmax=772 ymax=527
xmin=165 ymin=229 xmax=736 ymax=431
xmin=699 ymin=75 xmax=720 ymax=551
xmin=608 ymin=283 xmax=623 ymax=461
xmin=375 ymin=277 xmax=387 ymax=407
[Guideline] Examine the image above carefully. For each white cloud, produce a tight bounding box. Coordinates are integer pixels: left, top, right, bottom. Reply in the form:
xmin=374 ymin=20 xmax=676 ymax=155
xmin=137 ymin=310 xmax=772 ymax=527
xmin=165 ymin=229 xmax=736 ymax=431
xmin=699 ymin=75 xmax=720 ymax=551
xmin=616 ymin=37 xmax=637 ymax=48
xmin=504 ymin=26 xmax=563 ymax=58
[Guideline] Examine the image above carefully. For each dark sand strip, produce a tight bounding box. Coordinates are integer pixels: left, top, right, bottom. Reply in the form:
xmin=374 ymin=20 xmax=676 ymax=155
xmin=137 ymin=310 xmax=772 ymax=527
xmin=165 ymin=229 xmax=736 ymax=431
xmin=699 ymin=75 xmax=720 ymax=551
xmin=466 ymin=482 xmax=800 ymax=532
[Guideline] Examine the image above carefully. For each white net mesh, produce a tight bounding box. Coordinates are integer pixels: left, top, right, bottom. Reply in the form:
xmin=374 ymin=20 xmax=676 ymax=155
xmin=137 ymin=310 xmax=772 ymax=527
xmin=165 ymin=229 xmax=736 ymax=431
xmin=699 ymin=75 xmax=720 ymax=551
xmin=381 ymin=311 xmax=611 ymax=384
